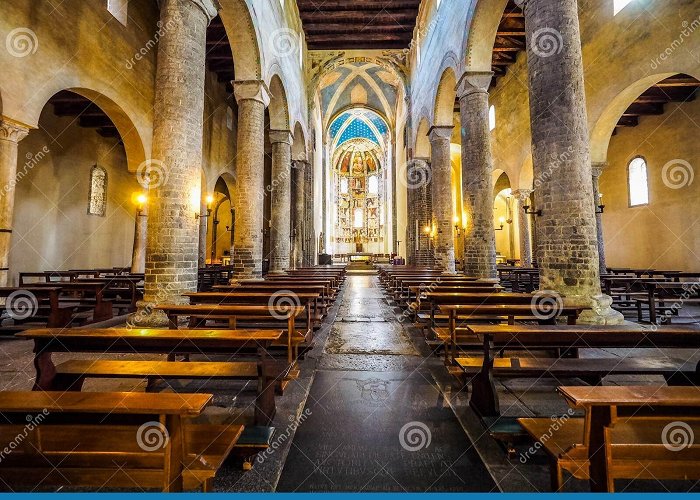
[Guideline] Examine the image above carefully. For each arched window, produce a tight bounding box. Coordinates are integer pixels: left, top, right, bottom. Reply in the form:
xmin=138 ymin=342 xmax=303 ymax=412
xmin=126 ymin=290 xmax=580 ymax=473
xmin=489 ymin=105 xmax=496 ymax=131
xmin=353 ymin=208 xmax=364 ymax=228
xmin=614 ymin=0 xmax=634 ymax=15
xmin=368 ymin=175 xmax=379 ymax=195
xmin=88 ymin=165 xmax=107 ymax=216
xmin=628 ymin=156 xmax=649 ymax=207
xmin=107 ymin=0 xmax=128 ymax=25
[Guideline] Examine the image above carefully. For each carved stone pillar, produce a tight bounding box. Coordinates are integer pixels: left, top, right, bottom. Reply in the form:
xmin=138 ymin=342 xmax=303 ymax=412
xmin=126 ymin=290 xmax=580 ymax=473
xmin=429 ymin=126 xmax=456 ymax=273
xmin=231 ymin=80 xmax=270 ymax=279
xmin=268 ymin=130 xmax=292 ymax=274
xmin=512 ymin=189 xmax=533 ymax=268
xmin=458 ymin=71 xmax=497 ymax=279
xmin=292 ymin=160 xmax=306 ymax=269
xmin=519 ymin=0 xmax=622 ymax=325
xmin=0 ymin=118 xmax=30 ymax=286
xmin=134 ymin=0 xmax=218 ymax=326
xmin=591 ymin=162 xmax=607 ymax=276
xmin=131 ymin=206 xmax=147 ymax=274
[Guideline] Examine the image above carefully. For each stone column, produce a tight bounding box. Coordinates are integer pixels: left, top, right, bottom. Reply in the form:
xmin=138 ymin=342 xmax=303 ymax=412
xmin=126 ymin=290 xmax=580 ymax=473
xmin=591 ymin=162 xmax=607 ymax=276
xmin=512 ymin=189 xmax=533 ymax=267
xmin=428 ymin=126 xmax=456 ymax=273
xmin=131 ymin=206 xmax=147 ymax=274
xmin=519 ymin=0 xmax=622 ymax=324
xmin=458 ymin=71 xmax=498 ymax=279
xmin=132 ymin=0 xmax=218 ymax=326
xmin=0 ymin=118 xmax=30 ymax=286
xmin=268 ymin=130 xmax=292 ymax=274
xmin=231 ymin=80 xmax=270 ymax=279
xmin=197 ymin=199 xmax=208 ymax=267
xmin=304 ymin=162 xmax=315 ymax=265
xmin=292 ymin=160 xmax=306 ymax=269
xmin=405 ymin=158 xmax=434 ymax=266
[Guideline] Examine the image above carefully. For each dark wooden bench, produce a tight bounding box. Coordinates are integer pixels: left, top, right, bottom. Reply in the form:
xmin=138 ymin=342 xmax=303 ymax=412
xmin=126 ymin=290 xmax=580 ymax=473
xmin=0 ymin=286 xmax=76 ymax=333
xmin=520 ymin=385 xmax=700 ymax=492
xmin=0 ymin=391 xmax=242 ymax=492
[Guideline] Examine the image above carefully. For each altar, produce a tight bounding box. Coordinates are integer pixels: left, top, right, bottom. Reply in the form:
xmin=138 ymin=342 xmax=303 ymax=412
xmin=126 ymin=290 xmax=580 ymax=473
xmin=348 ymin=252 xmax=375 ymax=263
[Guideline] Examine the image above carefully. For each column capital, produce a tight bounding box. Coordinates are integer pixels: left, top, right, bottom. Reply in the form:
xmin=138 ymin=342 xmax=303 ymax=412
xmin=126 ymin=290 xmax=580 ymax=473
xmin=233 ymin=80 xmax=271 ymax=107
xmin=512 ymin=189 xmax=533 ymax=202
xmin=188 ymin=0 xmax=220 ymax=23
xmin=457 ymin=71 xmax=494 ymax=99
xmin=0 ymin=117 xmax=31 ymax=143
xmin=513 ymin=0 xmax=530 ymax=9
xmin=428 ymin=125 xmax=453 ymax=142
xmin=591 ymin=162 xmax=608 ymax=179
xmin=269 ymin=129 xmax=293 ymax=145
xmin=292 ymin=159 xmax=307 ymax=171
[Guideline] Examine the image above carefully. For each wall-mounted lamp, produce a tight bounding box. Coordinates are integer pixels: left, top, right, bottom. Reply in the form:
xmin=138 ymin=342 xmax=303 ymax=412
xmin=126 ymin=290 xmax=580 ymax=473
xmin=596 ymin=193 xmax=605 ymax=214
xmin=134 ymin=193 xmax=148 ymax=217
xmin=495 ymin=216 xmax=505 ymax=231
xmin=196 ymin=194 xmax=214 ymax=220
xmin=523 ymin=205 xmax=542 ymax=217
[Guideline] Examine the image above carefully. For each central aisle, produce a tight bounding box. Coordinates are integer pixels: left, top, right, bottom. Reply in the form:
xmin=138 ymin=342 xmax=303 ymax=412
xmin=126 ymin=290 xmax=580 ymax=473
xmin=276 ymin=274 xmax=495 ymax=492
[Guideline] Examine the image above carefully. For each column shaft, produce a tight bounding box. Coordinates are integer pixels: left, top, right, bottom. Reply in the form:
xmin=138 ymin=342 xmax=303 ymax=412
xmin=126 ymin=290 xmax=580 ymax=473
xmin=231 ymin=81 xmax=270 ymax=279
xmin=513 ymin=190 xmax=533 ymax=267
xmin=429 ymin=126 xmax=455 ymax=273
xmin=458 ymin=72 xmax=497 ymax=279
xmin=131 ymin=208 xmax=147 ymax=274
xmin=0 ymin=119 xmax=29 ymax=286
xmin=292 ymin=160 xmax=305 ymax=269
xmin=138 ymin=0 xmax=217 ymax=325
xmin=591 ymin=163 xmax=607 ymax=276
xmin=521 ymin=0 xmax=622 ymax=324
xmin=268 ymin=130 xmax=292 ymax=274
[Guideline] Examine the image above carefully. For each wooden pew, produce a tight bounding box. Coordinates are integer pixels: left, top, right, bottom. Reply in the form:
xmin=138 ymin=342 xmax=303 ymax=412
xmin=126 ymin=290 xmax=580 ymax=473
xmin=635 ymin=281 xmax=700 ymax=323
xmin=29 ymin=281 xmax=114 ymax=322
xmin=520 ymin=386 xmax=700 ymax=492
xmin=154 ymin=304 xmax=308 ymax=366
xmin=0 ymin=391 xmax=241 ymax=492
xmin=456 ymin=324 xmax=700 ymax=417
xmin=0 ymin=286 xmax=75 ymax=333
xmin=214 ymin=284 xmax=330 ymax=312
xmin=17 ymin=328 xmax=283 ymax=425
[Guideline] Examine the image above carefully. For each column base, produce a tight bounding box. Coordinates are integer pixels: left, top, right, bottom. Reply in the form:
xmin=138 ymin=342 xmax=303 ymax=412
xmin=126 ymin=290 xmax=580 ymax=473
xmin=565 ymin=293 xmax=625 ymax=325
xmin=127 ymin=301 xmax=170 ymax=328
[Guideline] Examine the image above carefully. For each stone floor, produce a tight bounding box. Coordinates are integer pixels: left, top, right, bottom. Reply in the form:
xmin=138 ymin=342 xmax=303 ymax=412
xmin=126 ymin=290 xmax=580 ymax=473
xmin=0 ymin=274 xmax=698 ymax=492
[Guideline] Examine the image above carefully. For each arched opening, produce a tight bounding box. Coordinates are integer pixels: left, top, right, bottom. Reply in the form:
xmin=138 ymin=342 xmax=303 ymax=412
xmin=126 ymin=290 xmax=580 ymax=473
xmin=9 ymin=90 xmax=143 ymax=281
xmin=327 ymin=108 xmax=391 ymax=259
xmin=492 ymin=171 xmax=517 ymax=264
xmin=206 ymin=176 xmax=234 ymax=265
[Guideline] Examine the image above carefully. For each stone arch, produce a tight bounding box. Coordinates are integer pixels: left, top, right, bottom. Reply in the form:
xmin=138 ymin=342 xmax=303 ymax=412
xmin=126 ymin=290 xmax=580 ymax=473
xmin=327 ymin=104 xmax=391 ymax=133
xmin=26 ymin=86 xmax=148 ymax=174
xmin=268 ymin=73 xmax=291 ymax=131
xmin=433 ymin=66 xmax=458 ymax=127
xmin=517 ymin=154 xmax=534 ymax=190
xmin=292 ymin=121 xmax=307 ymax=161
xmin=462 ymin=0 xmax=510 ymax=72
xmin=414 ymin=118 xmax=431 ymax=158
xmin=589 ymin=72 xmax=696 ymax=164
xmin=219 ymin=0 xmax=263 ymax=80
